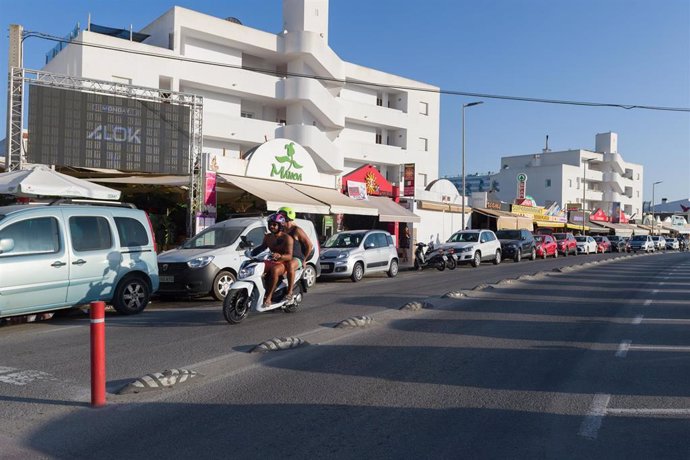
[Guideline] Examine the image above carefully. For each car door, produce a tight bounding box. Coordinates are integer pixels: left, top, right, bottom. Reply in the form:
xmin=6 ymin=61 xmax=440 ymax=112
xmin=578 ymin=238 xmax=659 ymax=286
xmin=362 ymin=233 xmax=384 ymax=270
xmin=479 ymin=231 xmax=493 ymax=260
xmin=64 ymin=210 xmax=119 ymax=305
xmin=0 ymin=212 xmax=68 ymax=315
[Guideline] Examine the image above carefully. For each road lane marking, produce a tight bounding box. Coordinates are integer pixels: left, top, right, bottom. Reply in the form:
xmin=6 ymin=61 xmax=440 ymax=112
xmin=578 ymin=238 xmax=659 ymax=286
xmin=578 ymin=393 xmax=611 ymax=439
xmin=607 ymin=408 xmax=690 ymax=416
xmin=652 ymin=289 xmax=659 ymax=294
xmin=632 ymin=315 xmax=643 ymax=325
xmin=629 ymin=345 xmax=690 ymax=352
xmin=659 ymin=282 xmax=665 ymax=286
xmin=642 ymin=318 xmax=690 ymax=324
xmin=643 ymin=300 xmax=652 ymax=306
xmin=0 ymin=366 xmax=58 ymax=386
xmin=615 ymin=340 xmax=631 ymax=357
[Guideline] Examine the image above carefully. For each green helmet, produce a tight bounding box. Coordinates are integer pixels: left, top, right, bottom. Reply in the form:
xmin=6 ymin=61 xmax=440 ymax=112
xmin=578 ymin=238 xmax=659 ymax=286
xmin=278 ymin=206 xmax=296 ymax=221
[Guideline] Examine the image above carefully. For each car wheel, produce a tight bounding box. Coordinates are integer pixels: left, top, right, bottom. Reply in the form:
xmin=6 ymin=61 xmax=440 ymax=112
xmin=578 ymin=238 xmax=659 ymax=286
xmin=351 ymin=262 xmax=364 ymax=282
xmin=387 ymin=259 xmax=399 ymax=278
xmin=471 ymin=251 xmax=481 ymax=268
xmin=514 ymin=251 xmax=521 ymax=263
xmin=413 ymin=259 xmax=422 ymax=271
xmin=302 ymin=264 xmax=317 ymax=288
xmin=113 ymin=275 xmax=150 ymax=315
xmin=212 ymin=270 xmax=236 ymax=301
xmin=530 ymin=248 xmax=537 ymax=260
xmin=562 ymin=249 xmax=567 ymax=257
xmin=493 ymin=250 xmax=501 ymax=265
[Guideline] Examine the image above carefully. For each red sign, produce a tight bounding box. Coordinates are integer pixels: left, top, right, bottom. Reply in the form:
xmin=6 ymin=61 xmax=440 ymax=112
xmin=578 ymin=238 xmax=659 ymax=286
xmin=342 ymin=164 xmax=393 ymax=197
xmin=403 ymin=163 xmax=415 ymax=197
xmin=589 ymin=208 xmax=609 ymax=222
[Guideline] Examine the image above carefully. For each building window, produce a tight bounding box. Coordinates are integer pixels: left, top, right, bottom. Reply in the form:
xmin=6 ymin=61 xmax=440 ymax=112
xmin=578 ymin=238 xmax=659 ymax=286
xmin=418 ymin=173 xmax=428 ymax=187
xmin=419 ymin=101 xmax=428 ymax=115
xmin=637 ymin=191 xmax=640 ymax=197
xmin=376 ymin=97 xmax=383 ymax=107
xmin=375 ymin=133 xmax=382 ymax=144
xmin=568 ymin=179 xmax=572 ymax=188
xmin=545 ymin=179 xmax=551 ymax=187
xmin=241 ymin=112 xmax=254 ymax=119
xmin=419 ymin=137 xmax=428 ymax=152
xmin=636 ymin=173 xmax=640 ymax=180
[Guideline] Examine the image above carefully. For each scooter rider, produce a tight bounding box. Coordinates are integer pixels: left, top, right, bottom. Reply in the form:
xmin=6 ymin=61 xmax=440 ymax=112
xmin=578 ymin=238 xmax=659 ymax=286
xmin=278 ymin=206 xmax=314 ymax=300
xmin=254 ymin=213 xmax=293 ymax=308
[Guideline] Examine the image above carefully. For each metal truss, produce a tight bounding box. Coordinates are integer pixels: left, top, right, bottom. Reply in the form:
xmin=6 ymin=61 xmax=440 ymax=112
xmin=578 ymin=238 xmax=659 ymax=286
xmin=6 ymin=68 xmax=204 ymax=234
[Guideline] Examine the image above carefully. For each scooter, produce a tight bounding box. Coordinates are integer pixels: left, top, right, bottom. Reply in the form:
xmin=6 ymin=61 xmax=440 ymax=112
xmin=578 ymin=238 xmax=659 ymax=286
xmin=414 ymin=243 xmax=456 ymax=271
xmin=222 ymin=240 xmax=307 ymax=324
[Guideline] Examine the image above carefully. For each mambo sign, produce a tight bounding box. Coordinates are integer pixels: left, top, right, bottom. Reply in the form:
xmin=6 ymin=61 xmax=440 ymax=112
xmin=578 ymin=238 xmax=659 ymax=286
xmin=245 ymin=139 xmax=321 ymax=186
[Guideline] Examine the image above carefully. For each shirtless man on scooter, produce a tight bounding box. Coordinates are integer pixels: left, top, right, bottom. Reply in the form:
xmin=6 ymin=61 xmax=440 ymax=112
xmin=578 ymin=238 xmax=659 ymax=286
xmin=258 ymin=213 xmax=293 ymax=307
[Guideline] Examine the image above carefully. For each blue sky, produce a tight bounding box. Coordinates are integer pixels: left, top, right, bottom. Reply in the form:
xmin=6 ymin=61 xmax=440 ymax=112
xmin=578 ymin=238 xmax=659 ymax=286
xmin=2 ymin=0 xmax=689 ymax=202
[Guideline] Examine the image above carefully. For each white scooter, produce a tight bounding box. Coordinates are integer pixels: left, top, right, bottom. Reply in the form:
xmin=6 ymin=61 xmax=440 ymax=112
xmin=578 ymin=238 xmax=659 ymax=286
xmin=222 ymin=238 xmax=307 ymax=324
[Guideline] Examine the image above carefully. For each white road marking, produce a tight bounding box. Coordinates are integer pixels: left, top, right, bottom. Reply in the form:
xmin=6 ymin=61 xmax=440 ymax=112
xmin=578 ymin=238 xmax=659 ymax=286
xmin=0 ymin=367 xmax=58 ymax=386
xmin=659 ymin=282 xmax=665 ymax=286
xmin=629 ymin=345 xmax=690 ymax=352
xmin=607 ymin=408 xmax=690 ymax=416
xmin=643 ymin=299 xmax=652 ymax=306
xmin=632 ymin=315 xmax=644 ymax=325
xmin=578 ymin=393 xmax=611 ymax=439
xmin=615 ymin=340 xmax=631 ymax=357
xmin=642 ymin=318 xmax=690 ymax=324
xmin=652 ymin=289 xmax=659 ymax=294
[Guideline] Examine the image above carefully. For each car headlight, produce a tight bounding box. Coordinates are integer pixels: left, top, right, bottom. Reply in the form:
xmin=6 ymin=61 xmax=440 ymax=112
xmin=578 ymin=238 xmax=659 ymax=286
xmin=459 ymin=246 xmax=473 ymax=253
xmin=238 ymin=265 xmax=255 ymax=279
xmin=337 ymin=251 xmax=350 ymax=259
xmin=187 ymin=256 xmax=214 ymax=268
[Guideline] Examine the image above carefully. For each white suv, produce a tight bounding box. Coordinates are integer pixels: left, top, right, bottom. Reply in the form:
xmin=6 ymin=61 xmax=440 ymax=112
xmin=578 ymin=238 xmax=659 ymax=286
xmin=444 ymin=229 xmax=502 ymax=267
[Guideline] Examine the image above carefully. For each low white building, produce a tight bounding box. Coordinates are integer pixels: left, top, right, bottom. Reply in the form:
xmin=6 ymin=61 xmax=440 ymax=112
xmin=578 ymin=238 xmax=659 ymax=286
xmin=42 ymin=0 xmax=440 ymax=190
xmin=490 ymin=132 xmax=643 ymax=220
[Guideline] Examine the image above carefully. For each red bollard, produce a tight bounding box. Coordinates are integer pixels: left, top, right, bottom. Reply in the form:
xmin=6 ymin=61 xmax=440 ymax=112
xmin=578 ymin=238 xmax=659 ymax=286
xmin=90 ymin=301 xmax=106 ymax=408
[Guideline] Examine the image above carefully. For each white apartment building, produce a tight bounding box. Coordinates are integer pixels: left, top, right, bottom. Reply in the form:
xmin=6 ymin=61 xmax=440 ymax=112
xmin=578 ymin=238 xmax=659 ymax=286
xmin=42 ymin=0 xmax=440 ymax=189
xmin=490 ymin=132 xmax=643 ymax=219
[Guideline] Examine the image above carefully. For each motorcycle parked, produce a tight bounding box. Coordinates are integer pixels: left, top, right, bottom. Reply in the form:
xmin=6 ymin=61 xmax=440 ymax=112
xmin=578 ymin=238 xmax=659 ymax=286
xmin=414 ymin=242 xmax=456 ymax=271
xmin=222 ymin=241 xmax=307 ymax=324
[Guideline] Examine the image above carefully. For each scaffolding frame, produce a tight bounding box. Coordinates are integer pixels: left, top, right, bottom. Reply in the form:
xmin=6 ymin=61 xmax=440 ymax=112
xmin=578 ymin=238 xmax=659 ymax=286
xmin=5 ymin=67 xmax=204 ymax=235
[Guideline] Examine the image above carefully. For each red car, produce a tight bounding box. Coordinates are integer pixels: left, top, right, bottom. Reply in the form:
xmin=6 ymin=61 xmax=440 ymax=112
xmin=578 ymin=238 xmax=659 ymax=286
xmin=552 ymin=232 xmax=578 ymax=256
xmin=593 ymin=236 xmax=611 ymax=253
xmin=534 ymin=234 xmax=558 ymax=259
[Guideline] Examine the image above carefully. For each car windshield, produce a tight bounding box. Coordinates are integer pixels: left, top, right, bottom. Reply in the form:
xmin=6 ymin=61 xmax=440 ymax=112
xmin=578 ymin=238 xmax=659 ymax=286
xmin=324 ymin=232 xmax=363 ymax=248
xmin=575 ymin=236 xmax=587 ymax=242
xmin=182 ymin=226 xmax=243 ymax=249
xmin=593 ymin=237 xmax=603 ymax=242
xmin=447 ymin=232 xmax=479 ymax=243
xmin=553 ymin=233 xmax=567 ymax=240
xmin=495 ymin=230 xmax=521 ymax=240
xmin=651 ymin=236 xmax=660 ymax=240
xmin=534 ymin=235 xmax=546 ymax=242
xmin=631 ymin=235 xmax=646 ymax=241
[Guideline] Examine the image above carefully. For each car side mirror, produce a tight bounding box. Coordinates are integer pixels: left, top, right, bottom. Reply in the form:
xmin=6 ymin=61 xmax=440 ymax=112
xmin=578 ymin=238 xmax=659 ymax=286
xmin=238 ymin=236 xmax=254 ymax=249
xmin=0 ymin=238 xmax=15 ymax=254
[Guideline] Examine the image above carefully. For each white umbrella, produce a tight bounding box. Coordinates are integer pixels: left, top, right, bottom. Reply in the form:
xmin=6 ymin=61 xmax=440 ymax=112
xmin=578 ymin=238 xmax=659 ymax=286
xmin=0 ymin=165 xmax=121 ymax=200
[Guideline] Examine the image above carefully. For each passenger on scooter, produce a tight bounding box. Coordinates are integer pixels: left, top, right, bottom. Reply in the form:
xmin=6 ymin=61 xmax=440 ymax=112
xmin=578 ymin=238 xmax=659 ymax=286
xmin=255 ymin=213 xmax=293 ymax=308
xmin=278 ymin=207 xmax=314 ymax=301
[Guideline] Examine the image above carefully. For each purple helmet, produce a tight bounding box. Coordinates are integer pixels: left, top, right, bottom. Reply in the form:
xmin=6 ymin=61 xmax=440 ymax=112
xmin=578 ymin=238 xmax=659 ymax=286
xmin=267 ymin=213 xmax=286 ymax=231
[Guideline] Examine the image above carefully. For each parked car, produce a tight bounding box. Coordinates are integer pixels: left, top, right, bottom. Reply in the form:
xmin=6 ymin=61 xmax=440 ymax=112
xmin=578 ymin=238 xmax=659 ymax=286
xmin=627 ymin=235 xmax=655 ymax=253
xmin=665 ymin=238 xmax=680 ymax=250
xmin=607 ymin=235 xmax=627 ymax=252
xmin=495 ymin=229 xmax=536 ymax=262
xmin=593 ymin=236 xmax=612 ymax=253
xmin=0 ymin=201 xmax=159 ymax=318
xmin=534 ymin=234 xmax=558 ymax=259
xmin=651 ymin=236 xmax=666 ymax=251
xmin=318 ymin=229 xmax=398 ymax=282
xmin=157 ymin=216 xmax=320 ymax=299
xmin=552 ymin=232 xmax=577 ymax=256
xmin=575 ymin=236 xmax=598 ymax=254
xmin=444 ymin=229 xmax=501 ymax=267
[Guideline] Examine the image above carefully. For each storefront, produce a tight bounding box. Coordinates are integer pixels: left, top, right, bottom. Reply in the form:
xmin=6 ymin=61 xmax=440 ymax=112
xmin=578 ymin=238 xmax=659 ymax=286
xmin=472 ymin=208 xmax=533 ymax=231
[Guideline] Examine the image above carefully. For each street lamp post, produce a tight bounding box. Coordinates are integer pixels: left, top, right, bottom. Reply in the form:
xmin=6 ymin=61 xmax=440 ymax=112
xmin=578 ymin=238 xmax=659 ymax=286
xmin=581 ymin=158 xmax=596 ymax=235
xmin=652 ymin=181 xmax=662 ymax=235
xmin=461 ymin=101 xmax=483 ymax=230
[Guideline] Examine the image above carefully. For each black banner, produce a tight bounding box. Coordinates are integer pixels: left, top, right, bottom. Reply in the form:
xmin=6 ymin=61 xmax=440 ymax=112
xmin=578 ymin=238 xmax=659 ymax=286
xmin=28 ymin=85 xmax=191 ymax=174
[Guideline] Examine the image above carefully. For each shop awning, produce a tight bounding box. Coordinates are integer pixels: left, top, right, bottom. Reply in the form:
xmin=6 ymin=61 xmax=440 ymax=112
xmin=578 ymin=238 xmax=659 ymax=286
xmin=218 ymin=174 xmax=329 ymax=214
xmin=287 ymin=183 xmax=378 ymax=216
xmin=366 ymin=196 xmax=420 ymax=223
xmin=592 ymin=221 xmax=634 ymax=236
xmin=474 ymin=208 xmax=532 ymax=230
xmin=535 ymin=221 xmax=567 ymax=229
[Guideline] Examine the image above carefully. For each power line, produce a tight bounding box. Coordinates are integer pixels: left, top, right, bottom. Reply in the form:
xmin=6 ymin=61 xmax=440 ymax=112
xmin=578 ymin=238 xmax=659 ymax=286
xmin=23 ymin=31 xmax=690 ymax=113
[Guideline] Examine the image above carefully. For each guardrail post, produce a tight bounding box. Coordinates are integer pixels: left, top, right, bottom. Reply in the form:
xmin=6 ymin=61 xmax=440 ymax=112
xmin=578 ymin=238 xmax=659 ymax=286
xmin=90 ymin=301 xmax=106 ymax=408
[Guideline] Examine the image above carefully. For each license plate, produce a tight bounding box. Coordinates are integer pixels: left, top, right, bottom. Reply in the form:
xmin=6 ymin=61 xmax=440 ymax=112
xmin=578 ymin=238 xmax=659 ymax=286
xmin=320 ymin=264 xmax=329 ymax=270
xmin=159 ymin=275 xmax=174 ymax=283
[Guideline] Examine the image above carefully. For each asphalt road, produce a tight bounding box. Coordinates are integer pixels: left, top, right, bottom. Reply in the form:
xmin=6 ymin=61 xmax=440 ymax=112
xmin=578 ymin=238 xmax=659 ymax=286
xmin=1 ymin=251 xmax=689 ymax=459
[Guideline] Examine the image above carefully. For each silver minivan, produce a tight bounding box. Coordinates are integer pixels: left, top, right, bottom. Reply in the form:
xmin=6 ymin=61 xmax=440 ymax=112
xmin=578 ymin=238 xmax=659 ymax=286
xmin=0 ymin=202 xmax=159 ymax=318
xmin=157 ymin=216 xmax=320 ymax=300
xmin=318 ymin=230 xmax=399 ymax=282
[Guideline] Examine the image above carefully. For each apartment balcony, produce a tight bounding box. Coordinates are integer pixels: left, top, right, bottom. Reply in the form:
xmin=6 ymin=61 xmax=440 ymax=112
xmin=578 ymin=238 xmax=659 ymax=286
xmin=333 ymin=138 xmax=407 ymax=167
xmin=205 ymin=114 xmax=281 ymax=144
xmin=280 ymin=31 xmax=345 ymax=81
xmin=278 ymin=77 xmax=344 ymax=128
xmin=340 ymin=99 xmax=407 ymax=130
xmin=583 ymin=169 xmax=603 ymax=183
xmin=180 ymin=66 xmax=280 ymax=101
xmin=276 ymin=124 xmax=343 ymax=174
xmin=584 ymin=189 xmax=604 ymax=202
xmin=604 ymin=152 xmax=625 ymax=174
